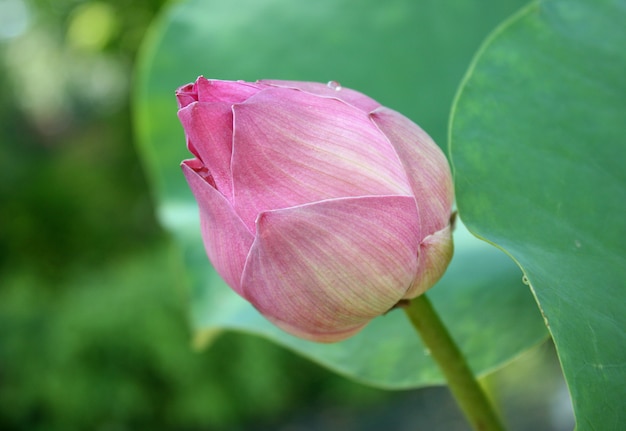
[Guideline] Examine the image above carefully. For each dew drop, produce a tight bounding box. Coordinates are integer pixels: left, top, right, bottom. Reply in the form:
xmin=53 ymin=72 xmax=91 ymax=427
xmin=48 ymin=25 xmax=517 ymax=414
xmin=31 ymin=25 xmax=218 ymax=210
xmin=327 ymin=80 xmax=342 ymax=91
xmin=522 ymin=275 xmax=529 ymax=285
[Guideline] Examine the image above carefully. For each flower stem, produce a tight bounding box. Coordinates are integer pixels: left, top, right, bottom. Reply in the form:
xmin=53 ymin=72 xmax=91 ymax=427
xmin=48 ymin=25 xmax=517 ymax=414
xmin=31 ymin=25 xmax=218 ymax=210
xmin=403 ymin=294 xmax=505 ymax=431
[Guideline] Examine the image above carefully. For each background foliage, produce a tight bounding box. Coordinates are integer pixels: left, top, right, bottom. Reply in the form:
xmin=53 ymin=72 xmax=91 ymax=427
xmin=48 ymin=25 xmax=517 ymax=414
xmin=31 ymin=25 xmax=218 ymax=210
xmin=1 ymin=0 xmax=609 ymax=429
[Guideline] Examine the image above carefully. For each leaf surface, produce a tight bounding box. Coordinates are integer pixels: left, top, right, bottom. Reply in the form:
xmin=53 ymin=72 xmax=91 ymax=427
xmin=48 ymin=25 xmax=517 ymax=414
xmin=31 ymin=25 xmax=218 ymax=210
xmin=450 ymin=0 xmax=626 ymax=425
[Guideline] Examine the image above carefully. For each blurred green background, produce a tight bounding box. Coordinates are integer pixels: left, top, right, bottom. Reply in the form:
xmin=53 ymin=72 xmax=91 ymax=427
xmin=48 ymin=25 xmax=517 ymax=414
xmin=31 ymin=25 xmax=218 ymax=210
xmin=0 ymin=0 xmax=574 ymax=430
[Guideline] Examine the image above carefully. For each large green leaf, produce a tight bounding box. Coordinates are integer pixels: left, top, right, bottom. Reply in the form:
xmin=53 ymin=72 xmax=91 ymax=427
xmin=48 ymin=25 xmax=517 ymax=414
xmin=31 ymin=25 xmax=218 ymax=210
xmin=450 ymin=0 xmax=626 ymax=426
xmin=134 ymin=0 xmax=545 ymax=388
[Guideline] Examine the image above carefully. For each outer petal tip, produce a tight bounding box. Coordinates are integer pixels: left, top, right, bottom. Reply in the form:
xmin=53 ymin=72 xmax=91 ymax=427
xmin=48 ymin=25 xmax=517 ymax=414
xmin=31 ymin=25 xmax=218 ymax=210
xmin=404 ymin=225 xmax=454 ymax=299
xmin=176 ymin=81 xmax=199 ymax=108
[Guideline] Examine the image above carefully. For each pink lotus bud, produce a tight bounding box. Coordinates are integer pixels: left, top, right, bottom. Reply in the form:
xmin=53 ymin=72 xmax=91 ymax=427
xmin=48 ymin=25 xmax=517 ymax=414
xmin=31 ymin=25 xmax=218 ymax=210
xmin=177 ymin=77 xmax=454 ymax=342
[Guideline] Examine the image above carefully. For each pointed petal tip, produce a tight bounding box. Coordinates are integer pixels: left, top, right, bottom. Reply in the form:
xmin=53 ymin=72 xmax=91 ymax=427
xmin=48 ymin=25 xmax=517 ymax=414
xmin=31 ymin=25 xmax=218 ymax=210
xmin=176 ymin=82 xmax=198 ymax=108
xmin=404 ymin=225 xmax=454 ymax=299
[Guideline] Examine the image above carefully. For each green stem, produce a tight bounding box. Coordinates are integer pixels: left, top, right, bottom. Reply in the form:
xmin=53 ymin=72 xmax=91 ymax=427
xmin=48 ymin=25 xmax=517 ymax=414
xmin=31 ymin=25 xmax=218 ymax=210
xmin=403 ymin=294 xmax=505 ymax=431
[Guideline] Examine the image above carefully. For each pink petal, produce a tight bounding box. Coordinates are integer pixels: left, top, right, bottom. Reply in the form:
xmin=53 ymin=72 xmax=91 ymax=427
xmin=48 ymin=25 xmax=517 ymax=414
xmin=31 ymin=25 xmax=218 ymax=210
xmin=260 ymin=80 xmax=381 ymax=112
xmin=195 ymin=77 xmax=265 ymax=103
xmin=182 ymin=160 xmax=255 ymax=295
xmin=404 ymin=225 xmax=454 ymax=298
xmin=231 ymin=88 xmax=411 ymax=230
xmin=178 ymin=102 xmax=235 ymax=201
xmin=241 ymin=195 xmax=421 ymax=342
xmin=370 ymin=107 xmax=454 ymax=235
xmin=176 ymin=82 xmax=198 ymax=108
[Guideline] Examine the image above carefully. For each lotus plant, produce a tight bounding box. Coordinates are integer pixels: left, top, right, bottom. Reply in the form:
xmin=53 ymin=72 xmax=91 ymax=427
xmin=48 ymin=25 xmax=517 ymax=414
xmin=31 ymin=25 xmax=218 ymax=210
xmin=176 ymin=77 xmax=505 ymax=431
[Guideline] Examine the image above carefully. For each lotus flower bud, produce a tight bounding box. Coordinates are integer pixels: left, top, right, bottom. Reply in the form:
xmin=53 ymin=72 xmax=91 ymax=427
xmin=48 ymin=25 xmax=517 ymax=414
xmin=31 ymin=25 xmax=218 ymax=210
xmin=177 ymin=77 xmax=454 ymax=342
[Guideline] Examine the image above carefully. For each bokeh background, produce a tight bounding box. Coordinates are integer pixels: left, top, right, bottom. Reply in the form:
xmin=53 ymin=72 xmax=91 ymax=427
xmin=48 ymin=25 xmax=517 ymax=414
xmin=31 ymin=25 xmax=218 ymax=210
xmin=1 ymin=0 xmax=575 ymax=430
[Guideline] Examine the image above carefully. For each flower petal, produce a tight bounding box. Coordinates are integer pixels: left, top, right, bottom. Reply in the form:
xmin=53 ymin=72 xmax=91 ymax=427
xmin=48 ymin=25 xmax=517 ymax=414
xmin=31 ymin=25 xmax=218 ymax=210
xmin=259 ymin=79 xmax=381 ymax=112
xmin=176 ymin=82 xmax=198 ymax=108
xmin=195 ymin=77 xmax=264 ymax=103
xmin=177 ymin=77 xmax=264 ymax=108
xmin=182 ymin=160 xmax=254 ymax=295
xmin=370 ymin=107 xmax=454 ymax=235
xmin=241 ymin=195 xmax=421 ymax=342
xmin=178 ymin=102 xmax=235 ymax=201
xmin=231 ymin=88 xmax=411 ymax=230
xmin=404 ymin=225 xmax=454 ymax=298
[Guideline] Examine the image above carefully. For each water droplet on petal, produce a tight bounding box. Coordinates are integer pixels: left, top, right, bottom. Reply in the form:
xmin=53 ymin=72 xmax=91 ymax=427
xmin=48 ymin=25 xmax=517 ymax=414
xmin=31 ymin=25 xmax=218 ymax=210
xmin=327 ymin=80 xmax=342 ymax=91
